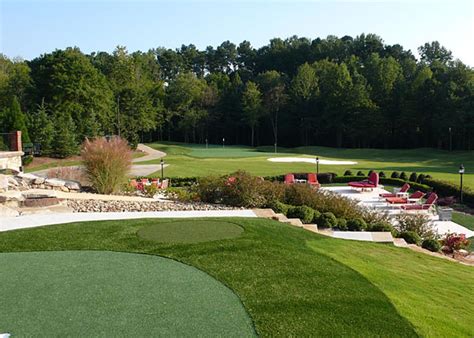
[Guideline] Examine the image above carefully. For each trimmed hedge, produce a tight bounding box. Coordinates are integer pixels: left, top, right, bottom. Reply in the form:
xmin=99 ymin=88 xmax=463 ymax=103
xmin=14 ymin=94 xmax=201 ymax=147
xmin=399 ymin=231 xmax=421 ymax=245
xmin=287 ymin=205 xmax=314 ymax=224
xmin=421 ymin=239 xmax=441 ymax=252
xmin=424 ymin=178 xmax=474 ymax=207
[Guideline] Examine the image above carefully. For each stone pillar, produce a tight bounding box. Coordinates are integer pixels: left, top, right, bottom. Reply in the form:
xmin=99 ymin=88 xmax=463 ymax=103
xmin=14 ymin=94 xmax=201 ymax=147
xmin=9 ymin=131 xmax=22 ymax=152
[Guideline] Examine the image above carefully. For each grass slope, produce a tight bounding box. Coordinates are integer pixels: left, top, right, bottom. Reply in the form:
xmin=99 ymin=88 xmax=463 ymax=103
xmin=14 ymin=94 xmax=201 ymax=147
xmin=0 ymin=251 xmax=254 ymax=337
xmin=310 ymin=237 xmax=474 ymax=337
xmin=1 ymin=218 xmax=472 ymax=336
xmin=146 ymin=142 xmax=474 ymax=189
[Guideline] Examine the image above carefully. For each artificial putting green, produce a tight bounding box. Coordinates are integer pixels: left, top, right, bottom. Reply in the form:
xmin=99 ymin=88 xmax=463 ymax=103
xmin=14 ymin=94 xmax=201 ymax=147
xmin=137 ymin=220 xmax=243 ymax=243
xmin=0 ymin=251 xmax=255 ymax=337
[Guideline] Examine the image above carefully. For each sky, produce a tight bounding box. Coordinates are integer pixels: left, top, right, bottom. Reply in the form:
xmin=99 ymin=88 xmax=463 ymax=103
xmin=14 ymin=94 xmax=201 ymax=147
xmin=1 ymin=0 xmax=473 ymax=65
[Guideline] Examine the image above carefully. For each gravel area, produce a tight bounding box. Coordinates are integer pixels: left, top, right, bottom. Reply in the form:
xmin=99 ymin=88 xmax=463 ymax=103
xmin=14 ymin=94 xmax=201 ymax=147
xmin=66 ymin=199 xmax=238 ymax=213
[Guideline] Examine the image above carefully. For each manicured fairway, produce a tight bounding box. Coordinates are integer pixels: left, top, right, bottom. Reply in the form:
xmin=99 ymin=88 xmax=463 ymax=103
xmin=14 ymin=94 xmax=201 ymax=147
xmin=145 ymin=142 xmax=474 ymax=189
xmin=1 ymin=218 xmax=472 ymax=336
xmin=0 ymin=251 xmax=255 ymax=337
xmin=137 ymin=220 xmax=244 ymax=243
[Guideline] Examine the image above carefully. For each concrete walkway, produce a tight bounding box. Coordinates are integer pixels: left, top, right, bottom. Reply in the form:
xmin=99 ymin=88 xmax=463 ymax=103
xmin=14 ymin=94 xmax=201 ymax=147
xmin=133 ymin=144 xmax=166 ymax=163
xmin=0 ymin=209 xmax=257 ymax=232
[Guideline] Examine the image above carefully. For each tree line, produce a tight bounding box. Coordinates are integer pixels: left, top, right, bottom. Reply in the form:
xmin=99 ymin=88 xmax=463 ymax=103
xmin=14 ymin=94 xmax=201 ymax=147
xmin=0 ymin=33 xmax=473 ymax=157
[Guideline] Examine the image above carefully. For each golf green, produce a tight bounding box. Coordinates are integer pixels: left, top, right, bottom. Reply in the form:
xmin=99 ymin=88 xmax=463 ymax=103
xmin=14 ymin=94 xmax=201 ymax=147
xmin=0 ymin=251 xmax=255 ymax=337
xmin=137 ymin=220 xmax=244 ymax=243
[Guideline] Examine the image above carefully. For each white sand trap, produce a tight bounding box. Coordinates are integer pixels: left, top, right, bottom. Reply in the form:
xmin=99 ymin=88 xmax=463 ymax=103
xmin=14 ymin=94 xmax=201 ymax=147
xmin=268 ymin=157 xmax=357 ymax=165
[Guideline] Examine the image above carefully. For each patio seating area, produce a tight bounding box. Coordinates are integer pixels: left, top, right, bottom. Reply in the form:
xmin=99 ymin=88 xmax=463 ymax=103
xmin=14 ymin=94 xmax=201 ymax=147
xmin=284 ymin=173 xmax=321 ymax=188
xmin=129 ymin=178 xmax=169 ymax=191
xmin=322 ymin=186 xmax=474 ymax=238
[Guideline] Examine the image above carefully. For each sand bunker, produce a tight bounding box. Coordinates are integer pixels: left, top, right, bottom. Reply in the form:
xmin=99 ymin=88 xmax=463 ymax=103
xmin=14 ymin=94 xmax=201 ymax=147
xmin=267 ymin=157 xmax=357 ymax=165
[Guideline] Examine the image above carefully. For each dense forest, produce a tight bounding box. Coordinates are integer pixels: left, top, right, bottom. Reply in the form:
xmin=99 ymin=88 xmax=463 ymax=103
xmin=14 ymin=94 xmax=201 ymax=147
xmin=1 ymin=33 xmax=473 ymax=157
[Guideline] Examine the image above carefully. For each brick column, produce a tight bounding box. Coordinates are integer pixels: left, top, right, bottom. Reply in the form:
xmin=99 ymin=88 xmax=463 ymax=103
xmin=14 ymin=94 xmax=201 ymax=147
xmin=9 ymin=131 xmax=22 ymax=152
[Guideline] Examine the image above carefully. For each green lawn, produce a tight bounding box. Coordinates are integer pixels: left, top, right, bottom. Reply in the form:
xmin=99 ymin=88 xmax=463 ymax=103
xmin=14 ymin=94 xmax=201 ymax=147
xmin=145 ymin=142 xmax=474 ymax=189
xmin=452 ymin=211 xmax=474 ymax=231
xmin=0 ymin=217 xmax=472 ymax=337
xmin=0 ymin=251 xmax=254 ymax=337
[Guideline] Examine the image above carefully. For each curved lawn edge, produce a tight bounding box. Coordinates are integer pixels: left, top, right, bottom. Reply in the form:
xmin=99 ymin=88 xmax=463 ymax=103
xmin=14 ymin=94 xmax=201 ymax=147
xmin=309 ymin=236 xmax=474 ymax=337
xmin=0 ymin=217 xmax=445 ymax=336
xmin=0 ymin=250 xmax=256 ymax=337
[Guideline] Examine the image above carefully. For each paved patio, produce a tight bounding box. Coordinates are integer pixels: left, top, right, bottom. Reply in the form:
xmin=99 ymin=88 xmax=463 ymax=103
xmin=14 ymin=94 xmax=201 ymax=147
xmin=322 ymin=186 xmax=474 ymax=238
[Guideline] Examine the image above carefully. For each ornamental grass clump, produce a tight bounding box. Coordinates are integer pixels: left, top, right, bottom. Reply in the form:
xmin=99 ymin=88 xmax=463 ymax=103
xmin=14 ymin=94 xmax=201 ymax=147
xmin=81 ymin=137 xmax=132 ymax=194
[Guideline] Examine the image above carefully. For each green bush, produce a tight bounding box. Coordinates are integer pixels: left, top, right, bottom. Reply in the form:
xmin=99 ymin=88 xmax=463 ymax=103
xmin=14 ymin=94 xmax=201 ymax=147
xmin=344 ymin=170 xmax=353 ymax=176
xmin=287 ymin=205 xmax=314 ymax=224
xmin=318 ymin=212 xmax=338 ymax=228
xmin=367 ymin=221 xmax=393 ymax=232
xmin=22 ymin=155 xmax=33 ymax=166
xmin=399 ymin=231 xmax=421 ymax=245
xmin=416 ymin=174 xmax=426 ymax=184
xmin=424 ymin=178 xmax=474 ymax=208
xmin=347 ymin=218 xmax=367 ymax=231
xmin=270 ymin=201 xmax=290 ymax=215
xmin=391 ymin=171 xmax=400 ymax=179
xmin=399 ymin=172 xmax=408 ymax=180
xmin=396 ymin=214 xmax=435 ymax=240
xmin=379 ymin=171 xmax=386 ymax=178
xmin=337 ymin=218 xmax=348 ymax=230
xmin=357 ymin=171 xmax=365 ymax=176
xmin=409 ymin=172 xmax=418 ymax=182
xmin=421 ymin=239 xmax=441 ymax=252
xmin=312 ymin=209 xmax=321 ymax=223
xmin=368 ymin=170 xmax=374 ymax=177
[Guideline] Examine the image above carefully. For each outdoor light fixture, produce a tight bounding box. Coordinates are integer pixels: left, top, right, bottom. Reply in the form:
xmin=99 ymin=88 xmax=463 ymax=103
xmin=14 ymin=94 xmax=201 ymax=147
xmin=316 ymin=157 xmax=320 ymax=175
xmin=459 ymin=164 xmax=465 ymax=204
xmin=205 ymin=138 xmax=208 ymax=149
xmin=160 ymin=158 xmax=164 ymax=180
xmin=222 ymin=137 xmax=225 ymax=149
xmin=449 ymin=127 xmax=452 ymax=151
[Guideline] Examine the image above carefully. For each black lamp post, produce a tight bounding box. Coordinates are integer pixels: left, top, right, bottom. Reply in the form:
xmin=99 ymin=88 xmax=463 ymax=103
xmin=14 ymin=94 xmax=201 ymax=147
xmin=459 ymin=164 xmax=465 ymax=204
xmin=449 ymin=127 xmax=452 ymax=151
xmin=316 ymin=157 xmax=320 ymax=175
xmin=222 ymin=137 xmax=225 ymax=149
xmin=205 ymin=138 xmax=208 ymax=149
xmin=160 ymin=158 xmax=164 ymax=180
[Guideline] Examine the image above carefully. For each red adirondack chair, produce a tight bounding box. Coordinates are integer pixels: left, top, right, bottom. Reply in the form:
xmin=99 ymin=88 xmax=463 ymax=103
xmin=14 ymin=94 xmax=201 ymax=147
xmin=307 ymin=173 xmax=320 ymax=188
xmin=401 ymin=193 xmax=438 ymax=211
xmin=348 ymin=172 xmax=379 ymax=190
xmin=284 ymin=174 xmax=295 ymax=185
xmin=379 ymin=183 xmax=410 ymax=198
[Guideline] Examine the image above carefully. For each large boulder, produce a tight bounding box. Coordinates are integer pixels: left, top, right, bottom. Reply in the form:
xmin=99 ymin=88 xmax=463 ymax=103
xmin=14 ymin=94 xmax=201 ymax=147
xmin=45 ymin=178 xmax=66 ymax=188
xmin=64 ymin=180 xmax=81 ymax=191
xmin=0 ymin=204 xmax=19 ymax=217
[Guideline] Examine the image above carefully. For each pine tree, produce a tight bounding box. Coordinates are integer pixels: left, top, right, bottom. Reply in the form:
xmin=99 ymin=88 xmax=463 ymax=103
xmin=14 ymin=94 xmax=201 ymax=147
xmin=5 ymin=96 xmax=31 ymax=143
xmin=52 ymin=111 xmax=77 ymax=158
xmin=28 ymin=99 xmax=54 ymax=155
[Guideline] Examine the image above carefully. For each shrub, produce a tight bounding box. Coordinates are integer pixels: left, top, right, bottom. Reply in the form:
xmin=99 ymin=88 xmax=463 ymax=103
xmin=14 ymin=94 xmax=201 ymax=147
xmin=424 ymin=178 xmax=474 ymax=208
xmin=317 ymin=172 xmax=337 ymax=184
xmin=343 ymin=170 xmax=353 ymax=176
xmin=437 ymin=196 xmax=457 ymax=206
xmin=367 ymin=221 xmax=394 ymax=232
xmin=318 ymin=212 xmax=338 ymax=228
xmin=379 ymin=171 xmax=386 ymax=178
xmin=22 ymin=155 xmax=33 ymax=166
xmin=312 ymin=209 xmax=321 ymax=223
xmin=356 ymin=171 xmax=365 ymax=176
xmin=399 ymin=172 xmax=408 ymax=180
xmin=81 ymin=137 xmax=132 ymax=194
xmin=409 ymin=172 xmax=418 ymax=182
xmin=399 ymin=231 xmax=421 ymax=245
xmin=347 ymin=218 xmax=367 ymax=231
xmin=422 ymin=239 xmax=441 ymax=252
xmin=270 ymin=201 xmax=290 ymax=215
xmin=396 ymin=214 xmax=435 ymax=239
xmin=337 ymin=218 xmax=348 ymax=230
xmin=416 ymin=174 xmax=426 ymax=183
xmin=440 ymin=233 xmax=470 ymax=253
xmin=391 ymin=171 xmax=400 ymax=179
xmin=144 ymin=184 xmax=159 ymax=198
xmin=287 ymin=205 xmax=314 ymax=224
